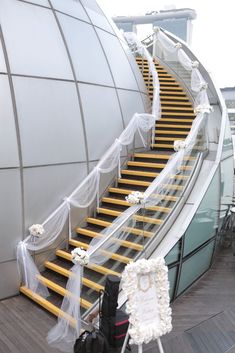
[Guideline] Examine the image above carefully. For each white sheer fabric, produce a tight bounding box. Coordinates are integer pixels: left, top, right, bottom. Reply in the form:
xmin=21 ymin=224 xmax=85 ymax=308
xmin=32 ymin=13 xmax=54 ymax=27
xmin=124 ymin=32 xmax=161 ymax=119
xmin=17 ymin=28 xmax=213 ymax=353
xmin=153 ymin=27 xmax=211 ymax=112
xmin=47 ymin=108 xmax=209 ymax=352
xmin=17 ymin=104 xmax=156 ymax=303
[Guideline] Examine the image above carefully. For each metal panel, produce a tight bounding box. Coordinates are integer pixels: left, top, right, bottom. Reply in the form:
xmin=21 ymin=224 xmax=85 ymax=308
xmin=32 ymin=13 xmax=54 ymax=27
xmin=0 ymin=169 xmax=22 ymax=262
xmin=0 ymin=75 xmax=19 ymax=168
xmin=13 ymin=77 xmax=86 ymax=166
xmin=97 ymin=28 xmax=139 ymax=90
xmin=23 ymin=163 xmax=88 ymax=229
xmin=117 ymin=89 xmax=146 ymax=149
xmin=21 ymin=0 xmax=50 ymax=6
xmin=51 ymin=0 xmax=90 ymax=22
xmin=0 ymin=261 xmax=20 ymax=299
xmin=79 ymin=83 xmax=123 ymax=160
xmin=80 ymin=0 xmax=114 ymax=33
xmin=120 ymin=40 xmax=148 ymax=93
xmin=0 ymin=0 xmax=73 ymax=79
xmin=58 ymin=13 xmax=113 ymax=86
xmin=0 ymin=39 xmax=6 ymax=72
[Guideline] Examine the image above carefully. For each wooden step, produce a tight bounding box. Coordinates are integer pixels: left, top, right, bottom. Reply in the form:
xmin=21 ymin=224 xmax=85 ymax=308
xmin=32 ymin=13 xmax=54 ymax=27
xmin=77 ymin=224 xmax=153 ymax=239
xmin=161 ymin=112 xmax=195 ymax=117
xmin=127 ymin=161 xmax=166 ymax=169
xmin=108 ymin=187 xmax=178 ymax=202
xmin=69 ymin=239 xmax=131 ymax=264
xmin=152 ymin=143 xmax=175 ymax=149
xmin=157 ymin=118 xmax=194 ymax=123
xmin=155 ymin=124 xmax=191 ymax=129
xmin=159 ymin=91 xmax=187 ymax=96
xmin=160 ymin=95 xmax=190 ymax=101
xmin=44 ymin=261 xmax=104 ymax=292
xmin=121 ymin=169 xmax=189 ymax=180
xmin=159 ymin=86 xmax=183 ymax=91
xmin=56 ymin=250 xmax=123 ymax=274
xmin=155 ymin=130 xmax=188 ymax=135
xmin=156 ymin=137 xmax=185 ymax=141
xmin=133 ymin=153 xmax=196 ymax=162
xmin=161 ymin=107 xmax=194 ymax=112
xmin=37 ymin=275 xmax=92 ymax=309
xmin=20 ymin=286 xmax=76 ymax=326
xmin=161 ymin=101 xmax=192 ymax=106
xmin=87 ymin=214 xmax=163 ymax=227
xmin=100 ymin=197 xmax=171 ymax=212
xmin=127 ymin=160 xmax=191 ymax=171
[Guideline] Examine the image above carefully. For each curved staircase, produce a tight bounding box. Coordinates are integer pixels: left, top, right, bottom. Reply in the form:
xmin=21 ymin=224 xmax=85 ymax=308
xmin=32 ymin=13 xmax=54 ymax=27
xmin=20 ymin=58 xmax=197 ymax=320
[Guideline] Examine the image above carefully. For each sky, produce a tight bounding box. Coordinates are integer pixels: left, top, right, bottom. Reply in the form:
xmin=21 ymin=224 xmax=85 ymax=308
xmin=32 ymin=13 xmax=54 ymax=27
xmin=97 ymin=0 xmax=235 ymax=88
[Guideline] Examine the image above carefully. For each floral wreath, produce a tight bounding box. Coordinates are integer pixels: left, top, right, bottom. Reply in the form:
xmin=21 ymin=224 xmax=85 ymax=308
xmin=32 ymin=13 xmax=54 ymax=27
xmin=121 ymin=258 xmax=172 ymax=345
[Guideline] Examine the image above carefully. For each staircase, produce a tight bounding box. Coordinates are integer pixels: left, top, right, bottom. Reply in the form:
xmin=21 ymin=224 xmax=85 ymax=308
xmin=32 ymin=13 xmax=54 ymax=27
xmin=20 ymin=58 xmax=196 ymax=321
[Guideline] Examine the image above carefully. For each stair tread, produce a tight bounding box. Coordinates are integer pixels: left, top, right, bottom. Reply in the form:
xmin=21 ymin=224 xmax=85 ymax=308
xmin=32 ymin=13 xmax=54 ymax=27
xmin=56 ymin=249 xmax=123 ymax=275
xmin=44 ymin=261 xmax=104 ymax=292
xmin=121 ymin=169 xmax=189 ymax=180
xmin=37 ymin=274 xmax=92 ymax=309
xmin=108 ymin=187 xmax=178 ymax=201
xmin=100 ymin=199 xmax=171 ymax=212
xmin=157 ymin=118 xmax=194 ymax=122
xmin=70 ymin=239 xmax=131 ymax=264
xmin=20 ymin=286 xmax=76 ymax=326
xmin=155 ymin=130 xmax=188 ymax=135
xmin=87 ymin=214 xmax=163 ymax=226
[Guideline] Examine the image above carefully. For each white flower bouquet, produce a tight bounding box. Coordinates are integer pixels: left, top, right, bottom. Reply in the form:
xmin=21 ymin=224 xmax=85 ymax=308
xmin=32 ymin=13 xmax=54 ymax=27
xmin=29 ymin=224 xmax=45 ymax=237
xmin=125 ymin=191 xmax=145 ymax=205
xmin=71 ymin=247 xmax=89 ymax=266
xmin=173 ymin=140 xmax=187 ymax=152
xmin=174 ymin=42 xmax=182 ymax=49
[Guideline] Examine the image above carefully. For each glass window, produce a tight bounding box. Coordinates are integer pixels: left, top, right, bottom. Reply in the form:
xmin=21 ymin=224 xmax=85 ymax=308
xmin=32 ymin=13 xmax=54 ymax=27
xmin=220 ymin=157 xmax=234 ymax=226
xmin=168 ymin=266 xmax=178 ymax=301
xmin=80 ymin=0 xmax=114 ymax=33
xmin=0 ymin=0 xmax=73 ymax=79
xmin=177 ymin=241 xmax=215 ymax=296
xmin=165 ymin=241 xmax=181 ymax=265
xmin=222 ymin=118 xmax=233 ymax=159
xmin=13 ymin=77 xmax=86 ymax=166
xmin=58 ymin=13 xmax=113 ymax=86
xmin=51 ymin=0 xmax=90 ymax=23
xmin=79 ymin=83 xmax=123 ymax=161
xmin=183 ymin=170 xmax=220 ymax=256
xmin=97 ymin=29 xmax=138 ymax=91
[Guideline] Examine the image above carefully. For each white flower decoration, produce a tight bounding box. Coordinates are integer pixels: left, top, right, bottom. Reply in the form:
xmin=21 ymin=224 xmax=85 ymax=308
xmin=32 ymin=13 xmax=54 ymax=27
xmin=154 ymin=26 xmax=161 ymax=33
xmin=122 ymin=258 xmax=172 ymax=345
xmin=200 ymin=82 xmax=208 ymax=90
xmin=71 ymin=247 xmax=89 ymax=266
xmin=174 ymin=140 xmax=187 ymax=152
xmin=174 ymin=42 xmax=182 ymax=49
xmin=29 ymin=224 xmax=45 ymax=237
xmin=192 ymin=60 xmax=199 ymax=68
xmin=125 ymin=191 xmax=145 ymax=205
xmin=194 ymin=104 xmax=213 ymax=114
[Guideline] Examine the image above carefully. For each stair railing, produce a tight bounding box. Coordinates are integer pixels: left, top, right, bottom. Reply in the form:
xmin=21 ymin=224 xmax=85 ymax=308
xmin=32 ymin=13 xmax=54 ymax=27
xmin=16 ymin=34 xmax=161 ymax=310
xmin=47 ymin=106 xmax=210 ymax=352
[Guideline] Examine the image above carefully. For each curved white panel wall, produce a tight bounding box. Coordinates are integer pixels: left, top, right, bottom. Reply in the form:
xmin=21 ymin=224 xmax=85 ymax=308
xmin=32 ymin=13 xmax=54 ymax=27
xmin=0 ymin=0 xmax=148 ymax=298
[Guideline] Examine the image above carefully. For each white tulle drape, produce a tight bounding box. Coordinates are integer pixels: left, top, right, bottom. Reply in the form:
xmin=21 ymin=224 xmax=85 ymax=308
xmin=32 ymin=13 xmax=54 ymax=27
xmin=124 ymin=32 xmax=161 ymax=120
xmin=47 ymin=108 xmax=209 ymax=352
xmin=16 ymin=28 xmax=214 ymax=353
xmin=153 ymin=27 xmax=213 ymax=114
